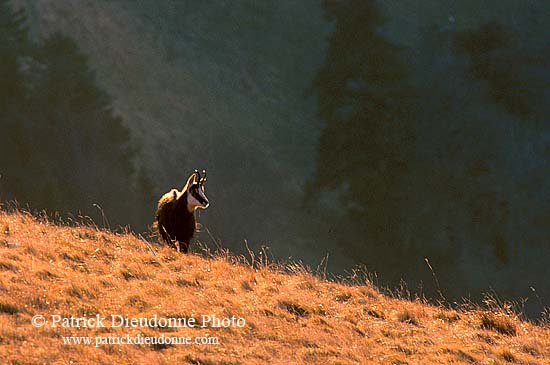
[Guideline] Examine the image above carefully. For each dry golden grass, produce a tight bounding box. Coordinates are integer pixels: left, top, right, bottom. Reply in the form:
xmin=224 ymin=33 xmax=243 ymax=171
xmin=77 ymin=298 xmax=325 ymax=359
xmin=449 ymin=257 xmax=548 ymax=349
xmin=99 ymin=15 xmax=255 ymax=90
xmin=0 ymin=210 xmax=548 ymax=364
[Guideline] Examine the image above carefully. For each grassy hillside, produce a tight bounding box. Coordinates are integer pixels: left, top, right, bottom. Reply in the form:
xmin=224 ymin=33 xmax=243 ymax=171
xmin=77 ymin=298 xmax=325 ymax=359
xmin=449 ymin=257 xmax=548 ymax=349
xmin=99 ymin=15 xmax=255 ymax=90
xmin=0 ymin=209 xmax=548 ymax=364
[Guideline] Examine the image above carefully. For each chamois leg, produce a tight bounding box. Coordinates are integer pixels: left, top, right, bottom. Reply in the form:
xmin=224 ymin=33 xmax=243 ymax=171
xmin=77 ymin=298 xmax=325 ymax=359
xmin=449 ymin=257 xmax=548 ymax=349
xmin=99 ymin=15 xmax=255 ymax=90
xmin=160 ymin=224 xmax=177 ymax=250
xmin=178 ymin=241 xmax=189 ymax=253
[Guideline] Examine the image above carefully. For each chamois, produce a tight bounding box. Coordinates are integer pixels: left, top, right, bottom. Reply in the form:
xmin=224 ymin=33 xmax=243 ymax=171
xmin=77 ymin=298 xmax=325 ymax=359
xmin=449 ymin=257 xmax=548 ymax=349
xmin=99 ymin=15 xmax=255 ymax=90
xmin=156 ymin=169 xmax=209 ymax=253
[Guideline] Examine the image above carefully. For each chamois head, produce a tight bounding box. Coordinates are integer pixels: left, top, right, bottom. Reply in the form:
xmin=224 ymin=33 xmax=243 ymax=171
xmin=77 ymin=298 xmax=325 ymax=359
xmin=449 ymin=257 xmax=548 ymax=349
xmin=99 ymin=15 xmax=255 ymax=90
xmin=184 ymin=169 xmax=209 ymax=212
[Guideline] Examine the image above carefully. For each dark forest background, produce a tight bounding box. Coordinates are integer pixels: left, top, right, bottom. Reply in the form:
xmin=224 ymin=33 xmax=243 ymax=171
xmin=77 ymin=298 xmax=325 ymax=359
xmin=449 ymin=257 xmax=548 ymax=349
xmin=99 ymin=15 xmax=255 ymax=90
xmin=0 ymin=0 xmax=153 ymax=228
xmin=1 ymin=0 xmax=548 ymax=317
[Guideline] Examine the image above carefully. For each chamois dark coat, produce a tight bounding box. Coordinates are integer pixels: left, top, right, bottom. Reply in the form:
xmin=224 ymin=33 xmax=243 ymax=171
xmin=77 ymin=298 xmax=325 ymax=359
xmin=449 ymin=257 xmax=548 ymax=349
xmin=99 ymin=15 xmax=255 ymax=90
xmin=156 ymin=170 xmax=209 ymax=253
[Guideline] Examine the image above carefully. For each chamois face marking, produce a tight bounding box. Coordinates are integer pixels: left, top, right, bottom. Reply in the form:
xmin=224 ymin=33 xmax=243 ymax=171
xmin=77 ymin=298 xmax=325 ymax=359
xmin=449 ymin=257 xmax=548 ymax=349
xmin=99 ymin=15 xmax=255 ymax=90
xmin=185 ymin=169 xmax=209 ymax=212
xmin=187 ymin=183 xmax=209 ymax=211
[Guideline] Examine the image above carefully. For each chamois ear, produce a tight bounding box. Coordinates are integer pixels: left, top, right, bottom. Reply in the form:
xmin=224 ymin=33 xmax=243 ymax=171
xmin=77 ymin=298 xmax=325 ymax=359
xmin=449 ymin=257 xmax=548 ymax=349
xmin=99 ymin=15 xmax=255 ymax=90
xmin=183 ymin=171 xmax=197 ymax=190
